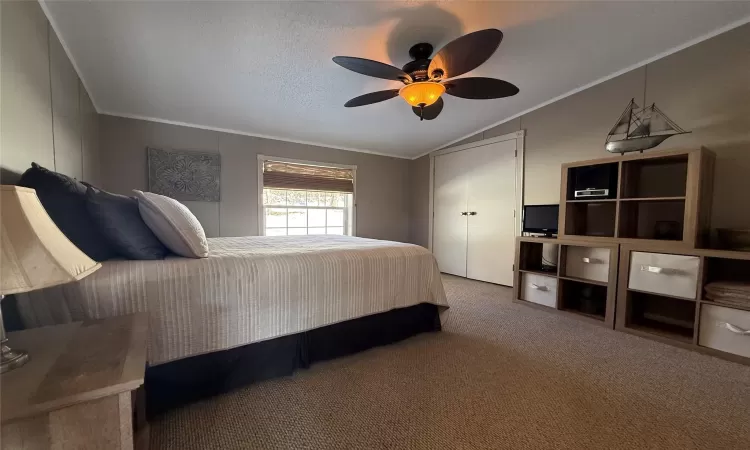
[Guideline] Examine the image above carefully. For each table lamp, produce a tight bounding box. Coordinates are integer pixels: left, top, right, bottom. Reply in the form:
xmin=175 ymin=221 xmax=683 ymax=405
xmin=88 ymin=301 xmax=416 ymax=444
xmin=0 ymin=185 xmax=101 ymax=373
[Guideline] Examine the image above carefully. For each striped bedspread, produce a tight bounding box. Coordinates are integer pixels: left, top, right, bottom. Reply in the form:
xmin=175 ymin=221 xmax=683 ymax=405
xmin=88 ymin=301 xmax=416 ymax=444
xmin=16 ymin=236 xmax=448 ymax=365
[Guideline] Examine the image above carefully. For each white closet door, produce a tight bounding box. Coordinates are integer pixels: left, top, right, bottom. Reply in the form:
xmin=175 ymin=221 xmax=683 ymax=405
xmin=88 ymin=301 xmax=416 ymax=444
xmin=433 ymin=150 xmax=469 ymax=277
xmin=465 ymin=140 xmax=517 ymax=286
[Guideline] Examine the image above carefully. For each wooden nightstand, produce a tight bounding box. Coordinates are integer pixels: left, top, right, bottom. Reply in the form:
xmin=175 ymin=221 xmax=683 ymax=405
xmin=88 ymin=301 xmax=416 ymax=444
xmin=1 ymin=314 xmax=148 ymax=449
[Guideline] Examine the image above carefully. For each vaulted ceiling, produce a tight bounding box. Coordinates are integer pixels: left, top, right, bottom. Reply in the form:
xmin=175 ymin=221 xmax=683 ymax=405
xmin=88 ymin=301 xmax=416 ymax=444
xmin=42 ymin=1 xmax=750 ymax=158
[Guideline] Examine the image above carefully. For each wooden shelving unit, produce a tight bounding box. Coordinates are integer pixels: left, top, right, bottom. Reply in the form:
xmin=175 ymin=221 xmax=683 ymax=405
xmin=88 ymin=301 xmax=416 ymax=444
xmin=626 ymin=287 xmax=697 ymax=302
xmin=558 ymin=274 xmax=608 ymax=287
xmin=514 ymin=145 xmax=750 ymax=367
xmin=559 ymin=147 xmax=715 ymax=248
xmin=518 ymin=268 xmax=555 ymax=277
xmin=699 ymin=298 xmax=750 ymax=313
xmin=617 ymin=244 xmax=750 ymax=365
xmin=513 ymin=237 xmax=619 ymax=328
xmin=618 ymin=197 xmax=686 ymax=202
xmin=566 ymin=198 xmax=618 ymax=203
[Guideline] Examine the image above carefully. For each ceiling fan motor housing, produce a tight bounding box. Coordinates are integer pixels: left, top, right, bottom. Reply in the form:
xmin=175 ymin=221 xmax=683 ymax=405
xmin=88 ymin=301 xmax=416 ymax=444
xmin=404 ymin=67 xmax=429 ymax=81
xmin=403 ymin=43 xmax=438 ymax=81
xmin=408 ymin=42 xmax=433 ymax=60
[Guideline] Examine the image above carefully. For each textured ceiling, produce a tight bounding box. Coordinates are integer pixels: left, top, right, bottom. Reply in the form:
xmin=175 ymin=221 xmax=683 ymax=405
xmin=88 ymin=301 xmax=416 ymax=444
xmin=43 ymin=1 xmax=750 ymax=158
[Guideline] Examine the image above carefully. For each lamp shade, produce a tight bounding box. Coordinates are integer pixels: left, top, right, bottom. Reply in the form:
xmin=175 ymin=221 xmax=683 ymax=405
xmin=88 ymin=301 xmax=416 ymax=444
xmin=0 ymin=185 xmax=101 ymax=295
xmin=398 ymin=82 xmax=446 ymax=107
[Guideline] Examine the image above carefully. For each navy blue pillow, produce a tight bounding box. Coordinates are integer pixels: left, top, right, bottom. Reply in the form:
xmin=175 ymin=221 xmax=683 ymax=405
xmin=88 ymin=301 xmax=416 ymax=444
xmin=18 ymin=163 xmax=118 ymax=261
xmin=85 ymin=186 xmax=168 ymax=260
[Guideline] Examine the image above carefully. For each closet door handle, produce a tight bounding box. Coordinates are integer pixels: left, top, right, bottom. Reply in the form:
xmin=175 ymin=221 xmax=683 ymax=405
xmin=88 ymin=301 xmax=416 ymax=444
xmin=469 ymin=212 xmax=477 ymax=216
xmin=461 ymin=212 xmax=468 ymax=216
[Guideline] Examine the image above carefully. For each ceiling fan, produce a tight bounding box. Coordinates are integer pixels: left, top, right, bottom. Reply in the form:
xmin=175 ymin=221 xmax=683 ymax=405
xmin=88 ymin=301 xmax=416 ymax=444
xmin=332 ymin=29 xmax=519 ymax=121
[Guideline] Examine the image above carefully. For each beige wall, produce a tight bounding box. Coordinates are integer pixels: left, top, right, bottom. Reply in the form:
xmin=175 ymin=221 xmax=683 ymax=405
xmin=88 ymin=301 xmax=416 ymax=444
xmin=644 ymin=25 xmax=750 ymax=229
xmin=410 ymin=23 xmax=750 ymax=247
xmin=98 ymin=116 xmax=411 ymax=241
xmin=408 ymin=156 xmax=431 ymax=248
xmin=521 ymin=69 xmax=644 ymax=205
xmin=0 ymin=1 xmax=99 ymax=185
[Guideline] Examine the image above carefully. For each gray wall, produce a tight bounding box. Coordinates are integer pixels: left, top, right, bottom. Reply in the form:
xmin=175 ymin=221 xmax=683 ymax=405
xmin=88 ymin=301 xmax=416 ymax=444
xmin=408 ymin=157 xmax=431 ymax=248
xmin=0 ymin=1 xmax=99 ymax=185
xmin=98 ymin=116 xmax=411 ymax=242
xmin=410 ymin=24 xmax=750 ymax=247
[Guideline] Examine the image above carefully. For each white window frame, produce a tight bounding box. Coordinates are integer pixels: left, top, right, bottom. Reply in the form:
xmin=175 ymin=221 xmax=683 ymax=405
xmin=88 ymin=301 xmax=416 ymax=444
xmin=257 ymin=155 xmax=357 ymax=236
xmin=263 ymin=193 xmax=351 ymax=236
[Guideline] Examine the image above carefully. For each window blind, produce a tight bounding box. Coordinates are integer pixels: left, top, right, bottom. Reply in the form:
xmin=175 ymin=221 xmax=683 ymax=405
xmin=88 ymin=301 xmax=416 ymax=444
xmin=262 ymin=161 xmax=354 ymax=193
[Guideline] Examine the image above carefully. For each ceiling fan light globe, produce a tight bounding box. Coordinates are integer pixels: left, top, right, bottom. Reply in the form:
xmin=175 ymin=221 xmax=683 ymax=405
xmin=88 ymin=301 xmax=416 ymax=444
xmin=398 ymin=82 xmax=445 ymax=107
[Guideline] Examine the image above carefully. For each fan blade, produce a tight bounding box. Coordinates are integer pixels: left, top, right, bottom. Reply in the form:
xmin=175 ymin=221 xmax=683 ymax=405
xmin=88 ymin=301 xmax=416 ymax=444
xmin=333 ymin=56 xmax=412 ymax=82
xmin=344 ymin=89 xmax=400 ymax=107
xmin=428 ymin=29 xmax=503 ymax=79
xmin=412 ymin=97 xmax=444 ymax=120
xmin=444 ymin=77 xmax=519 ymax=100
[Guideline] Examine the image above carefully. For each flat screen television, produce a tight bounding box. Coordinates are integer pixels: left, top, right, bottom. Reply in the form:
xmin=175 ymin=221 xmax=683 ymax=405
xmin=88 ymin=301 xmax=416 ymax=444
xmin=523 ymin=204 xmax=559 ymax=236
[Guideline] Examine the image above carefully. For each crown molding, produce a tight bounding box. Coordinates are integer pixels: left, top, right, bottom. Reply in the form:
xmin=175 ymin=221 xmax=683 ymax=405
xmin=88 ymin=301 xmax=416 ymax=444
xmin=100 ymin=111 xmax=412 ymax=159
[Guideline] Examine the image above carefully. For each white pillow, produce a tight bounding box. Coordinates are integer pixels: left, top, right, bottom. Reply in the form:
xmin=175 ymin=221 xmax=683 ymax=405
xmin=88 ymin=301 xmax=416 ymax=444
xmin=133 ymin=190 xmax=209 ymax=258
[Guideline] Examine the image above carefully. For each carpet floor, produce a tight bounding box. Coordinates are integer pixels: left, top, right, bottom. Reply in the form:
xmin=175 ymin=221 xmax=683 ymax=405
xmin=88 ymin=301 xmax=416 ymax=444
xmin=150 ymin=275 xmax=750 ymax=449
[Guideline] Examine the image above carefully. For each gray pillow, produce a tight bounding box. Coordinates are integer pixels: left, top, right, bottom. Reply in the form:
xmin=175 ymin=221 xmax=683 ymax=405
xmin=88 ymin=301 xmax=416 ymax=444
xmin=133 ymin=190 xmax=209 ymax=258
xmin=86 ymin=187 xmax=168 ymax=260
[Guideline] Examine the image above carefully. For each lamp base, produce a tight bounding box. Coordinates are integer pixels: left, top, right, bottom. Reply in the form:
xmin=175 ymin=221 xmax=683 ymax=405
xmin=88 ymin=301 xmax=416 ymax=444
xmin=0 ymin=294 xmax=30 ymax=373
xmin=1 ymin=343 xmax=29 ymax=373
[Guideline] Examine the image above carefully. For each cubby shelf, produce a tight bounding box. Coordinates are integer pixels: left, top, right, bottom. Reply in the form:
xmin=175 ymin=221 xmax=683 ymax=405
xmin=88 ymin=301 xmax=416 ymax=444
xmin=567 ymin=197 xmax=689 ymax=203
xmin=516 ymin=146 xmax=750 ymax=367
xmin=616 ymin=245 xmax=750 ymax=366
xmin=626 ymin=288 xmax=696 ymax=303
xmin=559 ymin=147 xmax=714 ymax=248
xmin=514 ymin=237 xmax=618 ymax=329
xmin=561 ymin=309 xmax=605 ymax=323
xmin=699 ymin=299 xmax=750 ymax=313
xmin=558 ymin=275 xmax=608 ymax=287
xmin=518 ymin=269 xmax=557 ymax=277
xmin=566 ymin=198 xmax=618 ymax=203
xmin=626 ymin=323 xmax=694 ymax=344
xmin=619 ymin=196 xmax=686 ymax=202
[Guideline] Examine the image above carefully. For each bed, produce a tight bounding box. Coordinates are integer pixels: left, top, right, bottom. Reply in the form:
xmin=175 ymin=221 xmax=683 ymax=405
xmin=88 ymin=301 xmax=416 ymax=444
xmin=15 ymin=235 xmax=448 ymax=413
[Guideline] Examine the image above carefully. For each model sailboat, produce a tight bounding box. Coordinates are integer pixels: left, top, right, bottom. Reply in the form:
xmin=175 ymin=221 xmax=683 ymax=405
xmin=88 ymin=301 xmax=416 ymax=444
xmin=605 ymin=99 xmax=689 ymax=154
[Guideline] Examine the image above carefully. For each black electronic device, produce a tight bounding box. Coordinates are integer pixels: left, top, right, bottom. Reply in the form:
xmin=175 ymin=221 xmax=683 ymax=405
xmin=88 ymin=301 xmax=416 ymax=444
xmin=523 ymin=204 xmax=559 ymax=237
xmin=568 ymin=163 xmax=618 ymax=199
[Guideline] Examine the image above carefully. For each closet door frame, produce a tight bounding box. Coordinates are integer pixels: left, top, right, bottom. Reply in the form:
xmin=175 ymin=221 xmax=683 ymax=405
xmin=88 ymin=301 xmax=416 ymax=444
xmin=428 ymin=130 xmax=525 ymax=252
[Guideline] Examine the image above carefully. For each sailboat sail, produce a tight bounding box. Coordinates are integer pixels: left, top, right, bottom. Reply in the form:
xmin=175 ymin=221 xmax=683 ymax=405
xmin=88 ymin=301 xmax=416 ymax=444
xmin=607 ymin=99 xmax=638 ymax=137
xmin=650 ymin=105 xmax=687 ymax=134
xmin=628 ymin=107 xmax=652 ymax=138
xmin=605 ymin=100 xmax=689 ymax=153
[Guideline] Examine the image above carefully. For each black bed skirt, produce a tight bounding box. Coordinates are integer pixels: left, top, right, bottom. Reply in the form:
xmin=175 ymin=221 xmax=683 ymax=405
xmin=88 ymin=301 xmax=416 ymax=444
xmin=145 ymin=303 xmax=441 ymax=416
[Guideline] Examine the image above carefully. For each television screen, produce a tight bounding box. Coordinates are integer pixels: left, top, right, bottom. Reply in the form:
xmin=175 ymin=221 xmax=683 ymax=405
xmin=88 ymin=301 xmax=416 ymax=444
xmin=523 ymin=204 xmax=559 ymax=234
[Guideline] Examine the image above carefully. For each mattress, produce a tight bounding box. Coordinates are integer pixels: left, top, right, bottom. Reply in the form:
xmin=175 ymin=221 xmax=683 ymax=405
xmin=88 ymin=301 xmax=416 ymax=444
xmin=16 ymin=235 xmax=448 ymax=365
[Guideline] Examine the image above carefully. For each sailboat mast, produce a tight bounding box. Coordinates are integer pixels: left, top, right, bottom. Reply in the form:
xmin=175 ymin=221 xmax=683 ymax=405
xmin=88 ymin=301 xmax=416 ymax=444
xmin=625 ymin=98 xmax=635 ymax=137
xmin=607 ymin=98 xmax=637 ymax=142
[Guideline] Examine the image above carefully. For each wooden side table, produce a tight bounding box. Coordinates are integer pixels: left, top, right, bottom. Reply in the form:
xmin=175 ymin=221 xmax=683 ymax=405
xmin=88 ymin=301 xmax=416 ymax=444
xmin=1 ymin=314 xmax=148 ymax=449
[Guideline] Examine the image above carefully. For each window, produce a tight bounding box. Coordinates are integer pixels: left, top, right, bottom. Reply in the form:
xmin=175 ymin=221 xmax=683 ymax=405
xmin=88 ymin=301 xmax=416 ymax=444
xmin=259 ymin=157 xmax=356 ymax=236
xmin=262 ymin=189 xmax=353 ymax=236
